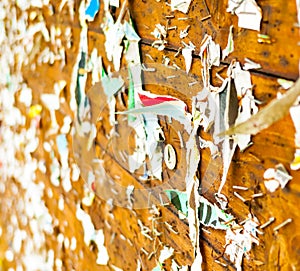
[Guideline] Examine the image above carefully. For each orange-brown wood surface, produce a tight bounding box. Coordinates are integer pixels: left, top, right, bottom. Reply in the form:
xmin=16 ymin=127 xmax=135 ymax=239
xmin=0 ymin=0 xmax=299 ymax=271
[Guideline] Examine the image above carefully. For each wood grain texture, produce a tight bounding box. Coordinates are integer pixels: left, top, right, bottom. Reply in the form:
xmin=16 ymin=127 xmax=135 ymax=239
xmin=2 ymin=0 xmax=297 ymax=270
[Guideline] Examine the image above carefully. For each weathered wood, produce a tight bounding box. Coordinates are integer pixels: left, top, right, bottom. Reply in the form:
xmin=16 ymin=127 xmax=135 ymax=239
xmin=1 ymin=0 xmax=299 ymax=271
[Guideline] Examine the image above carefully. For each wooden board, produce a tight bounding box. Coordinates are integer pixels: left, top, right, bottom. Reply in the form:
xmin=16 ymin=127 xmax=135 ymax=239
xmin=0 ymin=0 xmax=299 ymax=271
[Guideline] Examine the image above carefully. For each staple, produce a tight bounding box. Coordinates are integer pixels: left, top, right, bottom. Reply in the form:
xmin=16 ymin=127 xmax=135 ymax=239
xmin=168 ymin=26 xmax=177 ymax=31
xmin=233 ymin=185 xmax=249 ymax=191
xmin=214 ymin=259 xmax=227 ymax=268
xmin=141 ymin=63 xmax=156 ymax=72
xmin=142 ymin=232 xmax=153 ymax=240
xmin=200 ymin=14 xmax=212 ymax=21
xmin=120 ymin=234 xmax=126 ymax=241
xmin=158 ymin=193 xmax=168 ymax=206
xmin=178 ymin=17 xmax=189 ymax=20
xmin=164 ymin=222 xmax=179 ymax=234
xmin=202 ymin=228 xmax=211 ymax=234
xmin=119 ymin=150 xmax=127 ymax=162
xmin=188 ymin=81 xmax=198 ymax=87
xmin=273 ymin=218 xmax=292 ymax=232
xmin=152 ymin=228 xmax=162 ymax=237
xmin=110 ymin=232 xmax=116 ymax=244
xmin=147 ymin=251 xmax=155 ymax=260
xmin=177 ymin=131 xmax=184 ymax=148
xmin=234 ymin=191 xmax=246 ymax=202
xmin=150 ymin=204 xmax=161 ymax=216
xmin=127 ymin=238 xmax=133 ymax=246
xmin=255 ymin=228 xmax=264 ymax=235
xmin=165 ymin=19 xmax=170 ymax=34
xmin=202 ymin=0 xmax=210 ymax=15
xmin=174 ymin=47 xmax=182 ymax=57
xmin=251 ymin=193 xmax=264 ymax=198
xmin=141 ymin=247 xmax=149 ymax=255
xmin=223 ymin=218 xmax=236 ymax=225
xmin=172 ymin=63 xmax=181 ymax=69
xmin=260 ymin=217 xmax=275 ymax=229
xmin=104 ymin=220 xmax=111 ymax=229
xmin=145 ymin=54 xmax=154 ymax=61
xmin=111 ymin=188 xmax=118 ymax=195
xmin=174 ymin=1 xmax=187 ymax=8
xmin=166 ymin=75 xmax=177 ymax=79
xmin=216 ymin=73 xmax=225 ymax=82
xmin=165 ymin=15 xmax=175 ymax=19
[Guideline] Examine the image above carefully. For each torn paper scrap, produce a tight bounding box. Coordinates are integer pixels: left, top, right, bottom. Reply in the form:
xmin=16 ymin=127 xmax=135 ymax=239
xmin=165 ymin=189 xmax=188 ymax=218
xmin=243 ymin=58 xmax=261 ymax=70
xmin=290 ymin=104 xmax=300 ymax=170
xmin=151 ymin=24 xmax=167 ymax=40
xmin=232 ymin=62 xmax=258 ymax=151
xmin=225 ymin=215 xmax=260 ymax=271
xmin=264 ymin=164 xmax=293 ymax=192
xmin=117 ymin=91 xmax=192 ymax=131
xmin=171 ymin=0 xmax=192 ymax=14
xmin=159 ymin=246 xmax=174 ymax=263
xmin=182 ymin=41 xmax=195 ymax=74
xmin=227 ymin=0 xmax=262 ymax=31
xmin=85 ymin=0 xmax=100 ymax=21
xmin=223 ymin=78 xmax=300 ymax=136
xmin=199 ymin=35 xmax=221 ymax=88
xmin=141 ymin=113 xmax=165 ymax=180
xmin=199 ymin=196 xmax=234 ymax=230
xmin=222 ymin=25 xmax=234 ymax=60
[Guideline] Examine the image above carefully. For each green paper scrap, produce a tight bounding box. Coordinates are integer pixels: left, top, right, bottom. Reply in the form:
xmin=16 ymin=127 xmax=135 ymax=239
xmin=165 ymin=190 xmax=234 ymax=229
xmin=165 ymin=189 xmax=188 ymax=217
xmin=127 ymin=68 xmax=136 ymax=122
xmin=199 ymin=196 xmax=234 ymax=230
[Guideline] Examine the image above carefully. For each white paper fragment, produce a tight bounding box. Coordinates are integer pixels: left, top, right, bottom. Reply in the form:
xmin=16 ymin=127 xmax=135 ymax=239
xmin=82 ymin=188 xmax=95 ymax=206
xmin=171 ymin=260 xmax=188 ymax=271
xmin=227 ymin=0 xmax=262 ymax=31
xmin=111 ymin=265 xmax=123 ymax=271
xmin=151 ymin=24 xmax=167 ymax=39
xmin=182 ymin=41 xmax=195 ymax=74
xmin=263 ymin=164 xmax=293 ymax=192
xmin=110 ymin=0 xmax=120 ymax=7
xmin=60 ymin=116 xmax=72 ymax=134
xmin=222 ymin=25 xmax=234 ymax=60
xmin=232 ymin=62 xmax=258 ymax=151
xmin=19 ymin=85 xmax=32 ymax=106
xmin=199 ymin=35 xmax=221 ymax=88
xmin=243 ymin=58 xmax=261 ymax=70
xmin=102 ymin=2 xmax=127 ymax=71
xmin=225 ymin=215 xmax=260 ymax=271
xmin=76 ymin=205 xmax=109 ymax=265
xmin=158 ymin=246 xmax=174 ymax=263
xmin=171 ymin=0 xmax=192 ymax=14
xmin=94 ymin=230 xmax=109 ymax=265
xmin=290 ymin=104 xmax=300 ymax=170
xmin=180 ymin=25 xmax=190 ymax=39
xmin=151 ymin=24 xmax=167 ymax=51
